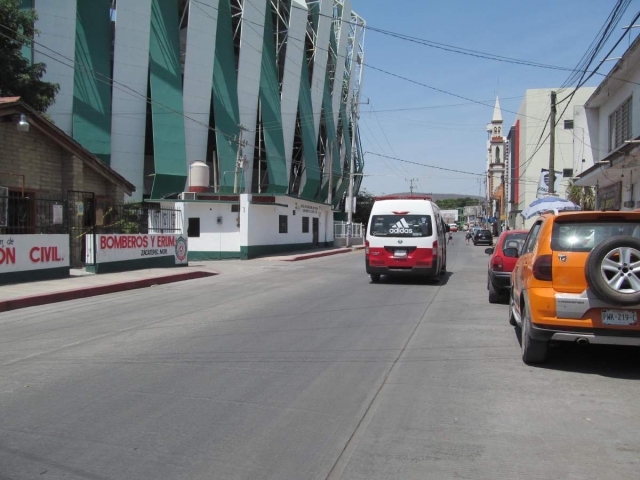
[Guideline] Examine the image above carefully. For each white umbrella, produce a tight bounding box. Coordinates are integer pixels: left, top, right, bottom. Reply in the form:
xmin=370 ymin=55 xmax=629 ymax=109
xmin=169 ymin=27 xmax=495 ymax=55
xmin=521 ymin=196 xmax=580 ymax=219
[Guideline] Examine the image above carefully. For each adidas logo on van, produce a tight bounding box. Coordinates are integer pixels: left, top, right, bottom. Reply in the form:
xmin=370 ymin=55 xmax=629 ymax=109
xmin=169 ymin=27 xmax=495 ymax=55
xmin=389 ymin=218 xmax=413 ymax=234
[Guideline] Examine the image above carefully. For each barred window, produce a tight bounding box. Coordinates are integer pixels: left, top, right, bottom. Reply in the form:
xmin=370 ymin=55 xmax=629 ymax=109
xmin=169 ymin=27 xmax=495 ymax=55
xmin=302 ymin=217 xmax=309 ymax=233
xmin=609 ymin=97 xmax=632 ymax=151
xmin=279 ymin=215 xmax=288 ymax=234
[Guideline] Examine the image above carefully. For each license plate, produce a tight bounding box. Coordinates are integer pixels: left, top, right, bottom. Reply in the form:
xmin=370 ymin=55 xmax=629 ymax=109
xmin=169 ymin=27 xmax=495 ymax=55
xmin=602 ymin=309 xmax=637 ymax=326
xmin=394 ymin=249 xmax=407 ymax=257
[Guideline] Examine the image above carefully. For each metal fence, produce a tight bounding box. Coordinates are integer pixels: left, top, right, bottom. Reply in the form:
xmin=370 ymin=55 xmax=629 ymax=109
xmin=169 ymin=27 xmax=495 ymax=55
xmin=334 ymin=221 xmax=363 ymax=238
xmin=0 ymin=195 xmax=68 ymax=234
xmin=95 ymin=203 xmax=182 ymax=234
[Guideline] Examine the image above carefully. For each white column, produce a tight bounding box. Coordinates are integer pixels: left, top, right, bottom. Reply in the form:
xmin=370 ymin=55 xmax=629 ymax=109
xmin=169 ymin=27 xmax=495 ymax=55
xmin=33 ymin=0 xmax=77 ymax=135
xmin=237 ymin=0 xmax=267 ymax=191
xmin=281 ymin=0 xmax=308 ymax=186
xmin=309 ymin=0 xmax=333 ymax=138
xmin=330 ymin=0 xmax=351 ymax=129
xmin=109 ymin=0 xmax=152 ymax=201
xmin=183 ymin=0 xmax=219 ymax=169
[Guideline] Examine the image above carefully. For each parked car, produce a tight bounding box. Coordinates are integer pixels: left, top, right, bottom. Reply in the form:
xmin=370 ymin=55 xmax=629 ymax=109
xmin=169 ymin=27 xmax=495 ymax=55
xmin=473 ymin=229 xmax=493 ymax=245
xmin=484 ymin=230 xmax=528 ymax=303
xmin=508 ymin=211 xmax=640 ymax=364
xmin=448 ymin=223 xmax=458 ymax=232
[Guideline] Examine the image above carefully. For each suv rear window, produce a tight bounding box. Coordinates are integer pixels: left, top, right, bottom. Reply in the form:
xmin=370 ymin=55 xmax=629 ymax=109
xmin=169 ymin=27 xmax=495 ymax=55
xmin=502 ymin=233 xmax=527 ymax=252
xmin=551 ymin=221 xmax=640 ymax=252
xmin=370 ymin=215 xmax=433 ymax=237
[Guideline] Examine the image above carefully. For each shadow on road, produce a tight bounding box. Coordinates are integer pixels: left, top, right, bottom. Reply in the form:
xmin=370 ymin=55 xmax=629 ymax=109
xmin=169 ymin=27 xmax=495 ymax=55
xmin=513 ymin=326 xmax=640 ymax=379
xmin=371 ymin=272 xmax=453 ymax=286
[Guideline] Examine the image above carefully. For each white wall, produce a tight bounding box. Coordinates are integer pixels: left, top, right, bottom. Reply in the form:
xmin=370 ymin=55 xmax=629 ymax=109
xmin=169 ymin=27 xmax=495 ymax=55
xmin=589 ymin=61 xmax=640 ymax=163
xmin=516 ymin=87 xmax=596 ymax=228
xmin=245 ymin=195 xmax=332 ymax=246
xmin=182 ymin=203 xmax=241 ymax=253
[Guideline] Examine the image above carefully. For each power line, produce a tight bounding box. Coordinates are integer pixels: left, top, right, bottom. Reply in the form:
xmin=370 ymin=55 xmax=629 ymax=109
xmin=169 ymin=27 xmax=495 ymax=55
xmin=364 ymin=152 xmax=484 ymax=177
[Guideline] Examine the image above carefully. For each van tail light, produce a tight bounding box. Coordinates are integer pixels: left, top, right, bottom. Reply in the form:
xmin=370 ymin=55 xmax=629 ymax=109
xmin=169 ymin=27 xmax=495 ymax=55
xmin=365 ymin=240 xmax=370 ymax=255
xmin=533 ymin=255 xmax=553 ymax=281
xmin=491 ymin=256 xmax=503 ymax=271
xmin=432 ymin=240 xmax=438 ymax=257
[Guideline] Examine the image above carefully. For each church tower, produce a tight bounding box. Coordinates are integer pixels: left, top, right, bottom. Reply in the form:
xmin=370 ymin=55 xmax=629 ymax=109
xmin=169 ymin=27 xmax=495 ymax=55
xmin=486 ymin=96 xmax=506 ymax=225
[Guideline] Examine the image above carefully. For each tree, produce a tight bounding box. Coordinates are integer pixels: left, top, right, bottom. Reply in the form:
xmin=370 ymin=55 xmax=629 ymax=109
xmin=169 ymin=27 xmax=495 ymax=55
xmin=566 ymin=181 xmax=595 ymax=211
xmin=0 ymin=0 xmax=59 ymax=112
xmin=352 ymin=189 xmax=375 ymax=225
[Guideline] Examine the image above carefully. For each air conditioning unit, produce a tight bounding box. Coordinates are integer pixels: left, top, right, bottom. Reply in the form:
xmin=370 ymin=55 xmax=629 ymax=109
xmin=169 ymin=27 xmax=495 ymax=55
xmin=178 ymin=192 xmax=196 ymax=200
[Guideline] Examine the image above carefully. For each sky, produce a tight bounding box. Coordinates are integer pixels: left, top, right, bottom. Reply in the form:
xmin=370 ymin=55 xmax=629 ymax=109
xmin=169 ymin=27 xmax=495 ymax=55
xmin=351 ymin=0 xmax=640 ymax=198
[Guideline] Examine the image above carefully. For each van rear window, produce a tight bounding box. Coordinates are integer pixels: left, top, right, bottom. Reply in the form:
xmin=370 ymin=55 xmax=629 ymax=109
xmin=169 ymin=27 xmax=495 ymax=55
xmin=551 ymin=221 xmax=640 ymax=252
xmin=369 ymin=215 xmax=433 ymax=237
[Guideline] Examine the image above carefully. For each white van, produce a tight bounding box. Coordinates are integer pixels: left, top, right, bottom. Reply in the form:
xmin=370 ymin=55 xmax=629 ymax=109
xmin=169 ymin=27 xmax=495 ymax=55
xmin=365 ymin=195 xmax=448 ymax=282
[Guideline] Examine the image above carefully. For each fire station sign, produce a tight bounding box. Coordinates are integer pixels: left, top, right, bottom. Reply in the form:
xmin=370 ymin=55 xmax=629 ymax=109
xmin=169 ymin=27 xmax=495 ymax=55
xmin=86 ymin=234 xmax=188 ymax=265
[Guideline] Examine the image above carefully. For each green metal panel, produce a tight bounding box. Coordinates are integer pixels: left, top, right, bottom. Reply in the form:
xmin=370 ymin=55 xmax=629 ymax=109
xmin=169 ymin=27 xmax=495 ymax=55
xmin=212 ymin=0 xmax=240 ymax=193
xmin=258 ymin=8 xmax=287 ymax=193
xmin=73 ymin=0 xmax=112 ymax=165
xmin=148 ymin=0 xmax=188 ymax=198
xmin=18 ymin=0 xmax=32 ymax=63
xmin=298 ymin=51 xmax=320 ymax=200
xmin=317 ymin=70 xmax=340 ymax=203
xmin=332 ymin=104 xmax=351 ymax=207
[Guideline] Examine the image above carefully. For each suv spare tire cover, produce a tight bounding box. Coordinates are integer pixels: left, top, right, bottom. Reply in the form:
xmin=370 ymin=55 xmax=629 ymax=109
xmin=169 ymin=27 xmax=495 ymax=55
xmin=585 ymin=235 xmax=640 ymax=306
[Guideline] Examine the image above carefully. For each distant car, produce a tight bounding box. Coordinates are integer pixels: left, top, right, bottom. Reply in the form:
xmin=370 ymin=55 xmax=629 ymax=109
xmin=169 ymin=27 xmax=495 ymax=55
xmin=448 ymin=223 xmax=458 ymax=232
xmin=473 ymin=229 xmax=493 ymax=246
xmin=484 ymin=230 xmax=528 ymax=303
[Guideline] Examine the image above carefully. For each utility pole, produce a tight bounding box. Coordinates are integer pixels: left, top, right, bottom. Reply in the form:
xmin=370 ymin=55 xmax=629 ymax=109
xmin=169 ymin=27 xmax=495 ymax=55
xmin=406 ymin=178 xmax=417 ymax=194
xmin=346 ymin=99 xmax=360 ymax=247
xmin=549 ymin=91 xmax=557 ymax=195
xmin=233 ymin=125 xmax=248 ymax=194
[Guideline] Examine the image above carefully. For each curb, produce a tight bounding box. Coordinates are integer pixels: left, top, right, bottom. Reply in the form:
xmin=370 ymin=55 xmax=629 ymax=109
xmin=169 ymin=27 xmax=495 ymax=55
xmin=282 ymin=245 xmax=365 ymax=262
xmin=0 ymin=270 xmax=217 ymax=313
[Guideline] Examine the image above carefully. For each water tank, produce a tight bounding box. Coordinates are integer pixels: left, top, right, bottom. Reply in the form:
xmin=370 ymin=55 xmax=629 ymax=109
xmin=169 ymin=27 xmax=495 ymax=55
xmin=188 ymin=161 xmax=209 ymax=192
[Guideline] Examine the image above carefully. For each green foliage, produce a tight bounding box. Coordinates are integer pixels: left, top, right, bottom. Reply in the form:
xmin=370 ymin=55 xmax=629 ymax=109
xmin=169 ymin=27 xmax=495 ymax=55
xmin=352 ymin=189 xmax=375 ymax=224
xmin=435 ymin=197 xmax=480 ymax=210
xmin=0 ymin=0 xmax=59 ymax=112
xmin=566 ymin=182 xmax=595 ymax=211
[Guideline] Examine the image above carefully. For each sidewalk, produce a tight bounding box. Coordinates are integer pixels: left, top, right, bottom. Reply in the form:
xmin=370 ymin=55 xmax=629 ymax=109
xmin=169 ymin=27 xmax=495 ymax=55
xmin=0 ymin=246 xmax=364 ymax=313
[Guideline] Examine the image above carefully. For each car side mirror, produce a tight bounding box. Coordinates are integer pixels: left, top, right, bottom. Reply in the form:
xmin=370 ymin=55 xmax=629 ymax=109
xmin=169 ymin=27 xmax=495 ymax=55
xmin=484 ymin=247 xmax=494 ymax=255
xmin=503 ymin=247 xmax=519 ymax=258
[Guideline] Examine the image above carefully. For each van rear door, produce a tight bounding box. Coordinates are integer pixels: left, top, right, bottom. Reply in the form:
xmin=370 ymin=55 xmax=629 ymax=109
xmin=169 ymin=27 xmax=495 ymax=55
xmin=368 ymin=214 xmax=435 ymax=268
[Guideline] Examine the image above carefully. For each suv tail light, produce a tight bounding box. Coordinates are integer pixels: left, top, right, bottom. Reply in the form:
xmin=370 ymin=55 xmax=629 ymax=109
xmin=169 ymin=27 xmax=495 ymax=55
xmin=432 ymin=240 xmax=438 ymax=257
xmin=491 ymin=256 xmax=503 ymax=271
xmin=365 ymin=240 xmax=370 ymax=255
xmin=533 ymin=254 xmax=552 ymax=281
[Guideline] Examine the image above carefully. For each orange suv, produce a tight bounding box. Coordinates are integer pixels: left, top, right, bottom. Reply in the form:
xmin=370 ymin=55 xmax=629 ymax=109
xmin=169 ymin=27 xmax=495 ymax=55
xmin=508 ymin=211 xmax=640 ymax=364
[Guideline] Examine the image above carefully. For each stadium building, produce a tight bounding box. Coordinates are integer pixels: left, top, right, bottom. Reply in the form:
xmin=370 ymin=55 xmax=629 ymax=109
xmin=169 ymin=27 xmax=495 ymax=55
xmin=22 ymin=0 xmax=366 ymax=208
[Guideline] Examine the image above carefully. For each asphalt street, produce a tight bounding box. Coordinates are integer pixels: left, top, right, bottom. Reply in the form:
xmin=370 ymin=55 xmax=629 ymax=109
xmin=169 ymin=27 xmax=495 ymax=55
xmin=1 ymin=233 xmax=640 ymax=479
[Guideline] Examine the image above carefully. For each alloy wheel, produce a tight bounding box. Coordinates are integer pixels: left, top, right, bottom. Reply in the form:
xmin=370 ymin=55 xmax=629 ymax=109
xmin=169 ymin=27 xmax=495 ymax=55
xmin=600 ymin=246 xmax=640 ymax=294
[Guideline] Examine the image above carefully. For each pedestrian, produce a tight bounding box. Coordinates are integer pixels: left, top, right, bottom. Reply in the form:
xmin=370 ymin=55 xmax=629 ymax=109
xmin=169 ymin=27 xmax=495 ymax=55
xmin=447 ymin=231 xmax=453 ymax=245
xmin=465 ymin=231 xmax=471 ymax=245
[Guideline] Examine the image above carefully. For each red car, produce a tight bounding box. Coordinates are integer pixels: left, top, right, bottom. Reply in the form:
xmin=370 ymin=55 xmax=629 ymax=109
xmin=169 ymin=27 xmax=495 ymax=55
xmin=485 ymin=230 xmax=528 ymax=303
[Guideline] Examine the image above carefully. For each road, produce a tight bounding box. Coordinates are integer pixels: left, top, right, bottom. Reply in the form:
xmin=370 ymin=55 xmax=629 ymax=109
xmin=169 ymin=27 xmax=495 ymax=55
xmin=1 ymin=234 xmax=640 ymax=479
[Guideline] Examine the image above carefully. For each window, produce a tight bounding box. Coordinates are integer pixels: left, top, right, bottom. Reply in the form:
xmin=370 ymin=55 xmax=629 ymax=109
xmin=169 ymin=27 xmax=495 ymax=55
xmin=501 ymin=233 xmax=527 ymax=254
xmin=552 ymin=221 xmax=640 ymax=252
xmin=279 ymin=215 xmax=288 ymax=233
xmin=231 ymin=204 xmax=239 ymax=213
xmin=522 ymin=221 xmax=542 ymax=254
xmin=609 ymin=97 xmax=632 ymax=151
xmin=188 ymin=218 xmax=200 ymax=237
xmin=369 ymin=215 xmax=433 ymax=237
xmin=562 ymin=168 xmax=573 ymax=178
xmin=302 ymin=216 xmax=309 ymax=233
xmin=564 ymin=120 xmax=574 ymax=129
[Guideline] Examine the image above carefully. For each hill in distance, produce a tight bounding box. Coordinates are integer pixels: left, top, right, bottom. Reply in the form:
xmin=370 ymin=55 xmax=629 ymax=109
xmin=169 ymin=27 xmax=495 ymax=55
xmin=390 ymin=192 xmax=484 ymax=202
